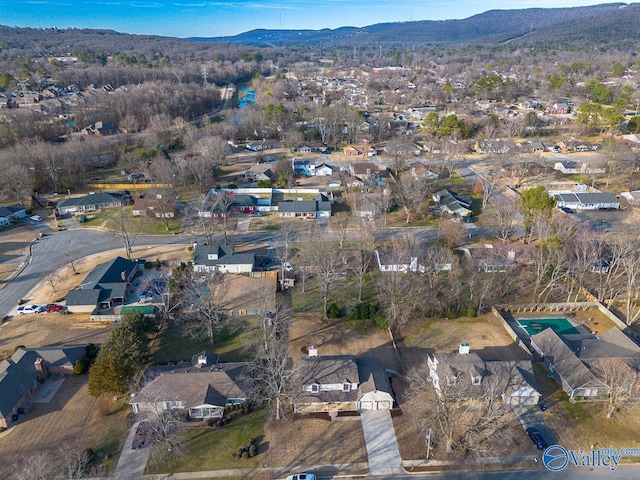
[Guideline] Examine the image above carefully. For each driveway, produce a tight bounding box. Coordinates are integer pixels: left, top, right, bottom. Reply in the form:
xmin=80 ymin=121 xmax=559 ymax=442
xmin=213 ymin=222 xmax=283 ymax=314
xmin=360 ymin=409 xmax=402 ymax=476
xmin=512 ymin=404 xmax=556 ymax=446
xmin=114 ymin=420 xmax=151 ymax=480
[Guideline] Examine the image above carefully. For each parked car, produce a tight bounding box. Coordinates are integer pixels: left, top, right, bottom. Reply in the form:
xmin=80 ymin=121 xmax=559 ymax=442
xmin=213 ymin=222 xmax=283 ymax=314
xmin=45 ymin=303 xmax=65 ymax=313
xmin=526 ymin=427 xmax=548 ymax=450
xmin=250 ymin=211 xmax=263 ymax=217
xmin=17 ymin=304 xmax=45 ymax=315
xmin=285 ymin=474 xmax=316 ymax=480
xmin=283 ymin=262 xmax=293 ymax=272
xmin=30 ymin=214 xmax=43 ymax=221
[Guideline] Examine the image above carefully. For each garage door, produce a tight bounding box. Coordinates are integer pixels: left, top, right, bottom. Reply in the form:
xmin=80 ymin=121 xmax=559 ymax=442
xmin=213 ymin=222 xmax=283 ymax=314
xmin=359 ymin=401 xmax=373 ymax=410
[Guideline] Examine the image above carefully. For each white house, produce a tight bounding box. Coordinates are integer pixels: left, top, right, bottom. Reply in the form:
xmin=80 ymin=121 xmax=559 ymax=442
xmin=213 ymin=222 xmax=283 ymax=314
xmin=192 ymin=245 xmax=255 ymax=273
xmin=315 ymin=163 xmax=334 ymax=176
xmin=553 ymin=192 xmax=619 ymax=210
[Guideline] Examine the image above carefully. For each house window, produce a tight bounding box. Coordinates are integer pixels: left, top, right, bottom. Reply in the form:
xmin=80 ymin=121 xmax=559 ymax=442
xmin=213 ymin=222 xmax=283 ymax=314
xmin=311 ymin=384 xmax=319 ymax=393
xmin=342 ymin=383 xmax=350 ymax=392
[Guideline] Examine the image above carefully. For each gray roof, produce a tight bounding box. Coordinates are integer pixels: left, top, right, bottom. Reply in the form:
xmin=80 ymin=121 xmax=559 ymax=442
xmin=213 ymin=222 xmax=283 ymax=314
xmin=277 ymin=199 xmax=331 ymax=213
xmin=531 ymin=328 xmax=601 ymax=391
xmin=0 ymin=204 xmax=26 ymax=217
xmin=357 ymin=356 xmax=393 ymax=397
xmin=65 ymin=257 xmax=141 ymax=307
xmin=569 ymin=328 xmax=640 ymax=360
xmin=0 ymin=347 xmax=86 ymax=418
xmin=133 ymin=362 xmax=251 ymax=409
xmin=554 ymin=192 xmax=619 ymax=205
xmin=57 ymin=192 xmax=123 ymax=209
xmin=193 ymin=245 xmax=255 ymax=267
xmin=295 ymin=355 xmax=360 ymax=404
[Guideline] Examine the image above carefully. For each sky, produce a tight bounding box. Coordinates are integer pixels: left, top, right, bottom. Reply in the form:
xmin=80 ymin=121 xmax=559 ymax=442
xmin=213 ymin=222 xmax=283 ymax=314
xmin=0 ymin=1 xmax=623 ymax=38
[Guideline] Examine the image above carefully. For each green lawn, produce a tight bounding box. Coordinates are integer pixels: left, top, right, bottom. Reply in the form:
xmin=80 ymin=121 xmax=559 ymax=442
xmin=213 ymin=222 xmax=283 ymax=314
xmin=291 ymin=273 xmax=378 ymax=315
xmin=147 ymin=408 xmax=267 ymax=474
xmin=151 ymin=318 xmax=262 ymax=364
xmin=91 ymin=401 xmax=134 ymax=475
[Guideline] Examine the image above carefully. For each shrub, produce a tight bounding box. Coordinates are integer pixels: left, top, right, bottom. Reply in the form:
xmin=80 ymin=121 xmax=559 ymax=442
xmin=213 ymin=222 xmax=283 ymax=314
xmin=372 ymin=313 xmax=388 ymax=331
xmin=216 ymin=420 xmax=223 ymax=427
xmin=327 ymin=303 xmax=341 ymax=319
xmin=155 ymin=258 xmax=162 ymax=269
xmin=206 ymin=419 xmax=214 ymax=427
xmin=465 ymin=305 xmax=477 ymax=318
xmin=84 ymin=448 xmax=95 ymax=463
xmin=237 ymin=447 xmax=245 ymax=456
xmin=249 ymin=444 xmax=257 ymax=457
xmin=241 ymin=450 xmax=249 ymax=459
xmin=349 ymin=302 xmax=377 ymax=320
xmin=73 ymin=358 xmax=87 ymax=375
xmin=86 ymin=343 xmax=98 ymax=359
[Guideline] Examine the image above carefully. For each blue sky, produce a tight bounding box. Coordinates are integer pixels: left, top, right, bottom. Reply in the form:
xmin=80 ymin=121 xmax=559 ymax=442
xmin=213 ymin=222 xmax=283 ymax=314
xmin=0 ymin=1 xmax=621 ymax=38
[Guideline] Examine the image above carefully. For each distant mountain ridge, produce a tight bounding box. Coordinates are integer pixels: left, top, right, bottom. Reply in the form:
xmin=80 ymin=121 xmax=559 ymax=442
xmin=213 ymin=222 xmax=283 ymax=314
xmin=189 ymin=3 xmax=637 ymax=46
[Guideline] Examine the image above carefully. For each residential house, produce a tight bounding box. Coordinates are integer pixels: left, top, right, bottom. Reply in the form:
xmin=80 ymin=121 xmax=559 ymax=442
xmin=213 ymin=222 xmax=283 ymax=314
xmin=553 ymin=162 xmax=604 ymax=175
xmin=427 ymin=349 xmax=541 ymax=406
xmin=277 ymin=194 xmax=332 ymax=219
xmin=296 ymin=143 xmax=328 ymax=154
xmin=343 ymin=145 xmax=361 ymax=157
xmin=293 ymin=350 xmax=394 ymax=415
xmin=475 ymin=139 xmax=510 ymax=154
xmin=461 ymin=244 xmax=535 ymax=273
xmin=0 ymin=203 xmax=27 ymax=226
xmin=82 ymin=121 xmax=119 ymax=136
xmin=550 ymin=102 xmax=570 ymax=114
xmin=131 ymin=352 xmax=251 ymax=420
xmin=314 ymin=163 xmax=334 ymax=177
xmin=65 ymin=257 xmax=144 ymax=313
xmin=132 ymin=195 xmax=176 ymax=218
xmin=432 ymin=189 xmax=472 ymax=218
xmin=349 ymin=162 xmax=379 ymax=181
xmin=553 ymin=192 xmax=620 ymax=210
xmin=375 ymin=244 xmax=452 ymax=273
xmin=244 ymin=163 xmax=275 ymax=182
xmin=246 ymin=139 xmax=283 ymax=151
xmin=352 ymin=193 xmax=383 ymax=219
xmin=57 ymin=192 xmax=126 ymax=214
xmin=192 ymin=244 xmax=255 ymax=274
xmin=293 ymin=159 xmax=316 ymax=177
xmin=529 ymin=328 xmax=609 ymax=401
xmin=227 ymin=194 xmax=259 ymax=213
xmin=0 ymin=346 xmax=87 ymax=428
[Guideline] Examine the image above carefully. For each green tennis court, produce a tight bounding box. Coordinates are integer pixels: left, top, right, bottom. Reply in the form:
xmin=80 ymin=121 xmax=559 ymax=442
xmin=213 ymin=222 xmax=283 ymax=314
xmin=517 ymin=317 xmax=580 ymax=336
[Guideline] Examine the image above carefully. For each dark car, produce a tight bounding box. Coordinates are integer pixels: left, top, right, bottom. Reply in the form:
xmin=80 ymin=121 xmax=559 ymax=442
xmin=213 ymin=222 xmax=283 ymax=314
xmin=526 ymin=427 xmax=548 ymax=450
xmin=45 ymin=303 xmax=65 ymax=312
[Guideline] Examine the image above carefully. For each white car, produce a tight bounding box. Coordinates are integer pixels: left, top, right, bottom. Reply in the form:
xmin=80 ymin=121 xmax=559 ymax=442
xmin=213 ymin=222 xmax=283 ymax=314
xmin=17 ymin=304 xmax=45 ymax=315
xmin=30 ymin=215 xmax=43 ymax=222
xmin=283 ymin=262 xmax=293 ymax=272
xmin=286 ymin=474 xmax=316 ymax=480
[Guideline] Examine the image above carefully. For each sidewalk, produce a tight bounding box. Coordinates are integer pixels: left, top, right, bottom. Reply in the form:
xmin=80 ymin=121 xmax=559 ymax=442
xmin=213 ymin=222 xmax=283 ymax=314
xmin=114 ymin=420 xmax=151 ymax=480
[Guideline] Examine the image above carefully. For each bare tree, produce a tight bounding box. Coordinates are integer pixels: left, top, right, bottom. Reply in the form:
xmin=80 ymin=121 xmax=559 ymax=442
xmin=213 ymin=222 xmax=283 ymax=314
xmin=492 ymin=202 xmax=519 ymax=243
xmin=252 ymin=334 xmax=297 ymax=421
xmin=197 ymin=135 xmax=230 ymax=168
xmin=57 ymin=444 xmax=93 ymax=480
xmin=392 ymin=175 xmax=428 ymax=224
xmin=180 ymin=273 xmax=231 ymax=347
xmin=304 ymin=241 xmax=343 ymax=320
xmin=349 ymin=247 xmax=373 ymax=303
xmin=64 ymin=253 xmax=82 ymax=275
xmin=474 ymin=176 xmax=501 ymax=210
xmin=332 ymin=212 xmax=350 ymax=249
xmin=406 ymin=359 xmax=512 ymax=457
xmin=106 ymin=206 xmax=141 ymax=260
xmin=620 ymin=237 xmax=640 ymax=325
xmin=592 ymin=358 xmax=640 ymax=419
xmin=438 ymin=217 xmax=464 ymax=250
xmin=44 ymin=272 xmax=62 ymax=300
xmin=14 ymin=452 xmax=54 ymax=480
xmin=185 ymin=155 xmax=213 ymax=194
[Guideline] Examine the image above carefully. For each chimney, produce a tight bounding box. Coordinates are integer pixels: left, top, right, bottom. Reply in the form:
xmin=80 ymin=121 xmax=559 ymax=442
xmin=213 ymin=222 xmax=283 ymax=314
xmin=459 ymin=342 xmax=470 ymax=355
xmin=121 ymin=271 xmax=127 ymax=282
xmin=308 ymin=345 xmax=318 ymax=357
xmin=34 ymin=357 xmax=48 ymax=380
xmin=196 ymin=354 xmax=207 ymax=368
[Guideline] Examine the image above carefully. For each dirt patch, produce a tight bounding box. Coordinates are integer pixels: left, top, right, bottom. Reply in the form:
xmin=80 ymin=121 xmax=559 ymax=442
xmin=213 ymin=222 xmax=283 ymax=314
xmin=399 ymin=313 xmax=528 ymax=365
xmin=262 ymin=415 xmax=368 ymax=468
xmin=0 ymin=375 xmax=127 ymax=479
xmin=0 ymin=225 xmax=36 ymax=257
xmin=288 ymin=315 xmax=401 ymax=371
xmin=220 ymin=274 xmax=277 ymax=313
xmin=0 ymin=314 xmax=113 ymax=360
